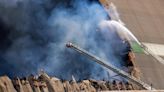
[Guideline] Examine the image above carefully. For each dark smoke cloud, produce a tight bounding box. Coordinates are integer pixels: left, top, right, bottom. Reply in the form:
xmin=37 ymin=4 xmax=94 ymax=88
xmin=0 ymin=0 xmax=127 ymax=80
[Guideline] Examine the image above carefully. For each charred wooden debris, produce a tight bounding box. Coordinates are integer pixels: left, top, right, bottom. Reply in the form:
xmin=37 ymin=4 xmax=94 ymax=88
xmin=0 ymin=72 xmax=143 ymax=92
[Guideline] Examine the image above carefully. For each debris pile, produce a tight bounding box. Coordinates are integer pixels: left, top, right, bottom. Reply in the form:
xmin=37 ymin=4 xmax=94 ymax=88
xmin=0 ymin=72 xmax=143 ymax=92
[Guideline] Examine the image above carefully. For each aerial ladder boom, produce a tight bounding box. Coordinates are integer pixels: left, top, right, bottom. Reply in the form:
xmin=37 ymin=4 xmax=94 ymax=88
xmin=66 ymin=42 xmax=154 ymax=90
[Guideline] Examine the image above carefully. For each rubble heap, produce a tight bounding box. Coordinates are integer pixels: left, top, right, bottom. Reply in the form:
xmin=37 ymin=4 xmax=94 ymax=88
xmin=0 ymin=72 xmax=143 ymax=92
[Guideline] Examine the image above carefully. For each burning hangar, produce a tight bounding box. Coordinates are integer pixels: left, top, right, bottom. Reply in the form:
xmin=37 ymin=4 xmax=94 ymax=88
xmin=0 ymin=0 xmax=164 ymax=92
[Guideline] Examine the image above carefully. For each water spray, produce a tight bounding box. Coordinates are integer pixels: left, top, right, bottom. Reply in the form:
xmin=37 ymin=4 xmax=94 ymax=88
xmin=99 ymin=0 xmax=164 ymax=65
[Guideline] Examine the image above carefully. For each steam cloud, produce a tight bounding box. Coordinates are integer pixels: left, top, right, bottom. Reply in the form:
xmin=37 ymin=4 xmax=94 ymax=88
xmin=0 ymin=0 xmax=129 ymax=80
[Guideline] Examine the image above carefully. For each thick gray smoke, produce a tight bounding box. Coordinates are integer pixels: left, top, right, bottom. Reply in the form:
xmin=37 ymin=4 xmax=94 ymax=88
xmin=0 ymin=0 xmax=128 ymax=80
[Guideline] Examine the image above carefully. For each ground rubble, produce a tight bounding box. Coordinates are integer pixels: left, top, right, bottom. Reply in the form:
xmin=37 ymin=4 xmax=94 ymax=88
xmin=0 ymin=73 xmax=142 ymax=92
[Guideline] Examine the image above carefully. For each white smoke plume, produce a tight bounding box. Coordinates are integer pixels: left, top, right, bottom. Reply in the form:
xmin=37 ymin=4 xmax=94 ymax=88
xmin=105 ymin=2 xmax=125 ymax=25
xmin=0 ymin=0 xmax=132 ymax=80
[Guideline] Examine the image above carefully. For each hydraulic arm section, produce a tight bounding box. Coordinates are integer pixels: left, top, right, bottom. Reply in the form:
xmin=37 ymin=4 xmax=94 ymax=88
xmin=66 ymin=42 xmax=155 ymax=90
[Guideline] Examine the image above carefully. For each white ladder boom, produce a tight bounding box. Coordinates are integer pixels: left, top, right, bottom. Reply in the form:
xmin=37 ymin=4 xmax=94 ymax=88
xmin=66 ymin=42 xmax=155 ymax=90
